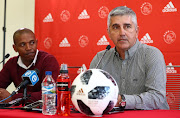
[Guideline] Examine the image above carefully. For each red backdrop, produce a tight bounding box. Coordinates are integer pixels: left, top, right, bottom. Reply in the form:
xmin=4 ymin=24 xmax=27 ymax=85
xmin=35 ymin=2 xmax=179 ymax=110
xmin=35 ymin=0 xmax=180 ymax=109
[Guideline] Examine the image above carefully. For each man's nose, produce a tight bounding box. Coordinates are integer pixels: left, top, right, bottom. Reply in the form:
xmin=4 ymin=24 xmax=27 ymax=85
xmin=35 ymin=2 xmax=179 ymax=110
xmin=119 ymin=27 xmax=125 ymax=35
xmin=25 ymin=44 xmax=31 ymax=50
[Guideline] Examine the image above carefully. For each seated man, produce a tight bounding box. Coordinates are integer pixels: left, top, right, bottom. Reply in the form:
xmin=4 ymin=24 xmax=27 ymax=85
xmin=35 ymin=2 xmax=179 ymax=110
xmin=90 ymin=6 xmax=169 ymax=110
xmin=0 ymin=28 xmax=59 ymax=103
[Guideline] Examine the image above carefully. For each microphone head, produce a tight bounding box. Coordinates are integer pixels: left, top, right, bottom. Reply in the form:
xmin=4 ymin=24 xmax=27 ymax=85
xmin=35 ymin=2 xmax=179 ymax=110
xmin=106 ymin=45 xmax=111 ymax=50
xmin=22 ymin=70 xmax=39 ymax=86
xmin=5 ymin=53 xmax=10 ymax=58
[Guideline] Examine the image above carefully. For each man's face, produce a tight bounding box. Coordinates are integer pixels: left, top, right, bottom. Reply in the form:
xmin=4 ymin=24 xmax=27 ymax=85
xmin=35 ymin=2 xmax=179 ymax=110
xmin=13 ymin=32 xmax=37 ymax=63
xmin=108 ymin=15 xmax=139 ymax=52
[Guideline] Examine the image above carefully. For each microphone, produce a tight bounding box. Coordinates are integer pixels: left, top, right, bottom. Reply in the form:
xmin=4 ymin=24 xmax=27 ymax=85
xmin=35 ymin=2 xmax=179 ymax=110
xmin=95 ymin=45 xmax=111 ymax=69
xmin=11 ymin=69 xmax=40 ymax=96
xmin=0 ymin=53 xmax=10 ymax=64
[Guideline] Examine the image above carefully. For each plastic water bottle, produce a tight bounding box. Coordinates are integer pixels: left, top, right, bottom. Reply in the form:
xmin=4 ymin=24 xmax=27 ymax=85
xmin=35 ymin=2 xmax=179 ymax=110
xmin=42 ymin=71 xmax=56 ymax=115
xmin=57 ymin=64 xmax=70 ymax=116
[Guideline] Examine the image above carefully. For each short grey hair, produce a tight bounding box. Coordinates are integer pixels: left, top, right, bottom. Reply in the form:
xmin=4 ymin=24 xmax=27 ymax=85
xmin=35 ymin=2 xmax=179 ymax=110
xmin=107 ymin=6 xmax=138 ymax=31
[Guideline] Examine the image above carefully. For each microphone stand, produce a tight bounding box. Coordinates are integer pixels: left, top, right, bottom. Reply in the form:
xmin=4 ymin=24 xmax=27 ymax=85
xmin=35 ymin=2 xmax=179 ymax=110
xmin=22 ymin=87 xmax=29 ymax=106
xmin=2 ymin=0 xmax=7 ymax=66
xmin=10 ymin=87 xmax=33 ymax=107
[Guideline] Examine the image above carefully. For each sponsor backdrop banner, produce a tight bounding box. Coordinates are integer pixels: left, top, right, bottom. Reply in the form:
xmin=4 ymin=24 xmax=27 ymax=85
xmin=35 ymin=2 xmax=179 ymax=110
xmin=35 ymin=0 xmax=180 ymax=109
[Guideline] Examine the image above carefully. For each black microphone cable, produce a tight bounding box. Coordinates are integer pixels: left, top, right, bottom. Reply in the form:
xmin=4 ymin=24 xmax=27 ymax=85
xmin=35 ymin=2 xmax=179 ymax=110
xmin=95 ymin=45 xmax=111 ymax=69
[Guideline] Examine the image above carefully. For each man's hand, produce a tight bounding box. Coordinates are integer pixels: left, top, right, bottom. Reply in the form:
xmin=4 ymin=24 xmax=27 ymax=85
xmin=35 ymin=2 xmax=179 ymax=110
xmin=0 ymin=88 xmax=12 ymax=103
xmin=115 ymin=94 xmax=122 ymax=107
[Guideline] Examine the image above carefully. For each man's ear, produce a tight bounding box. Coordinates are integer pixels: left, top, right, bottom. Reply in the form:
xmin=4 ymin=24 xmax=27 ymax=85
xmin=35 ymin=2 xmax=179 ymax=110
xmin=13 ymin=44 xmax=17 ymax=52
xmin=136 ymin=26 xmax=139 ymax=38
xmin=107 ymin=28 xmax=111 ymax=40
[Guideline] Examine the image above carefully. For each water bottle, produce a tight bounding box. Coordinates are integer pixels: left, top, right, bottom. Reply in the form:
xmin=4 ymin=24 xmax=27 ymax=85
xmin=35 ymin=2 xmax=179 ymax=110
xmin=57 ymin=64 xmax=70 ymax=116
xmin=42 ymin=71 xmax=56 ymax=115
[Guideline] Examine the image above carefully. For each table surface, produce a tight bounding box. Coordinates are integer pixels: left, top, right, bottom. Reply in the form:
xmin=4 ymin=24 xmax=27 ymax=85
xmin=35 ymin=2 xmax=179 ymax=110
xmin=0 ymin=109 xmax=180 ymax=118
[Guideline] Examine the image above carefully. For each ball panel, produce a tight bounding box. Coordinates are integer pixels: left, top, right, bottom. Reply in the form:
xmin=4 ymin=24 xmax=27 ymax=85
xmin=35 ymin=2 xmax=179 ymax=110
xmin=77 ymin=100 xmax=94 ymax=116
xmin=100 ymin=70 xmax=117 ymax=86
xmin=88 ymin=86 xmax=110 ymax=99
xmin=103 ymin=101 xmax=115 ymax=114
xmin=80 ymin=70 xmax=92 ymax=85
xmin=71 ymin=85 xmax=76 ymax=97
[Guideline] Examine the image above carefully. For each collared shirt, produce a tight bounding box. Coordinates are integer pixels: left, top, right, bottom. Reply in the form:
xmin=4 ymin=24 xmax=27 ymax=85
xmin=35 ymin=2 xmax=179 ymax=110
xmin=90 ymin=39 xmax=169 ymax=110
xmin=0 ymin=50 xmax=60 ymax=102
xmin=17 ymin=49 xmax=39 ymax=69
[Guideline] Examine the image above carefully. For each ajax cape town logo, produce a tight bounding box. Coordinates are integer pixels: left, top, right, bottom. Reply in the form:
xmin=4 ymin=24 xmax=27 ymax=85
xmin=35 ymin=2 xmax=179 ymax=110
xmin=79 ymin=35 xmax=89 ymax=47
xmin=163 ymin=30 xmax=176 ymax=44
xmin=98 ymin=6 xmax=109 ymax=19
xmin=141 ymin=2 xmax=152 ymax=15
xmin=44 ymin=37 xmax=52 ymax=49
xmin=166 ymin=92 xmax=175 ymax=105
xmin=60 ymin=10 xmax=70 ymax=22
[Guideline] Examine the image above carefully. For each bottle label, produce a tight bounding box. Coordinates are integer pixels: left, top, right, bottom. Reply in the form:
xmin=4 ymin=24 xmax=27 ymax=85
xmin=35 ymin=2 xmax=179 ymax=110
xmin=57 ymin=82 xmax=69 ymax=91
xmin=42 ymin=85 xmax=56 ymax=94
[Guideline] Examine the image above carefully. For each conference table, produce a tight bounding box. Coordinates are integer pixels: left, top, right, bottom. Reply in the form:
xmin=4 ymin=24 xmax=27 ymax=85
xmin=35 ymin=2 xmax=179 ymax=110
xmin=0 ymin=108 xmax=180 ymax=118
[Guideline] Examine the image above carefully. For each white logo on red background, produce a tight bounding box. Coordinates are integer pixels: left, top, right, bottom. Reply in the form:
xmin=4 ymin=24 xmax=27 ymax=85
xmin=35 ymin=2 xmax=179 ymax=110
xmin=60 ymin=10 xmax=70 ymax=22
xmin=162 ymin=1 xmax=177 ymax=13
xmin=163 ymin=30 xmax=176 ymax=44
xmin=141 ymin=2 xmax=152 ymax=15
xmin=166 ymin=92 xmax=175 ymax=105
xmin=78 ymin=9 xmax=90 ymax=19
xmin=44 ymin=37 xmax=52 ymax=49
xmin=140 ymin=33 xmax=153 ymax=44
xmin=43 ymin=13 xmax=53 ymax=22
xmin=166 ymin=63 xmax=177 ymax=73
xmin=59 ymin=37 xmax=71 ymax=47
xmin=78 ymin=35 xmax=89 ymax=47
xmin=98 ymin=6 xmax=109 ymax=19
xmin=97 ymin=35 xmax=109 ymax=45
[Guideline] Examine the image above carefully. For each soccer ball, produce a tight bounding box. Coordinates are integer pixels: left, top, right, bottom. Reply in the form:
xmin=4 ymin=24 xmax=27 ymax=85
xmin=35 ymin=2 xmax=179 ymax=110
xmin=71 ymin=69 xmax=119 ymax=117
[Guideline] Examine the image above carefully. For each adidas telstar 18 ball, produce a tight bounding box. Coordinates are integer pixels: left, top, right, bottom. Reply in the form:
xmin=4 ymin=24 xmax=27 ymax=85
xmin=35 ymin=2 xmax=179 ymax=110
xmin=71 ymin=69 xmax=119 ymax=117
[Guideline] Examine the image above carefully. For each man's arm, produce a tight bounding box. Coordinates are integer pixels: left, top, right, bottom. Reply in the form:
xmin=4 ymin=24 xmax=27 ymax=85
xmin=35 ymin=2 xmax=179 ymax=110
xmin=125 ymin=47 xmax=169 ymax=110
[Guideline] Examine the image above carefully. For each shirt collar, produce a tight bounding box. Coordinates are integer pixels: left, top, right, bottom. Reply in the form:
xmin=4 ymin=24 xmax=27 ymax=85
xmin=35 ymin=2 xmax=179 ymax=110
xmin=114 ymin=39 xmax=140 ymax=59
xmin=17 ymin=49 xmax=39 ymax=69
xmin=127 ymin=39 xmax=140 ymax=59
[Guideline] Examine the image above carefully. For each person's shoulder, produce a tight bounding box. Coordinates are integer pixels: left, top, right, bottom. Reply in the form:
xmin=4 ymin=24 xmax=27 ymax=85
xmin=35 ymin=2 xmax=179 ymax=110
xmin=38 ymin=50 xmax=55 ymax=58
xmin=37 ymin=50 xmax=58 ymax=63
xmin=4 ymin=56 xmax=18 ymax=67
xmin=139 ymin=43 xmax=162 ymax=54
xmin=97 ymin=47 xmax=114 ymax=55
xmin=139 ymin=44 xmax=164 ymax=61
xmin=7 ymin=56 xmax=18 ymax=63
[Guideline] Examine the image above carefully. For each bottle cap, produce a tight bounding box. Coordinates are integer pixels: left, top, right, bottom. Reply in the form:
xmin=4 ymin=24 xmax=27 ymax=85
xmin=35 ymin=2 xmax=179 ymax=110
xmin=45 ymin=71 xmax=52 ymax=75
xmin=60 ymin=64 xmax=68 ymax=73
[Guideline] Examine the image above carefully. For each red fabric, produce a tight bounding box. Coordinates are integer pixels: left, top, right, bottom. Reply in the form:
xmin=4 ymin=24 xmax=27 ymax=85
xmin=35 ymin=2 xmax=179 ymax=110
xmin=0 ymin=109 xmax=179 ymax=118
